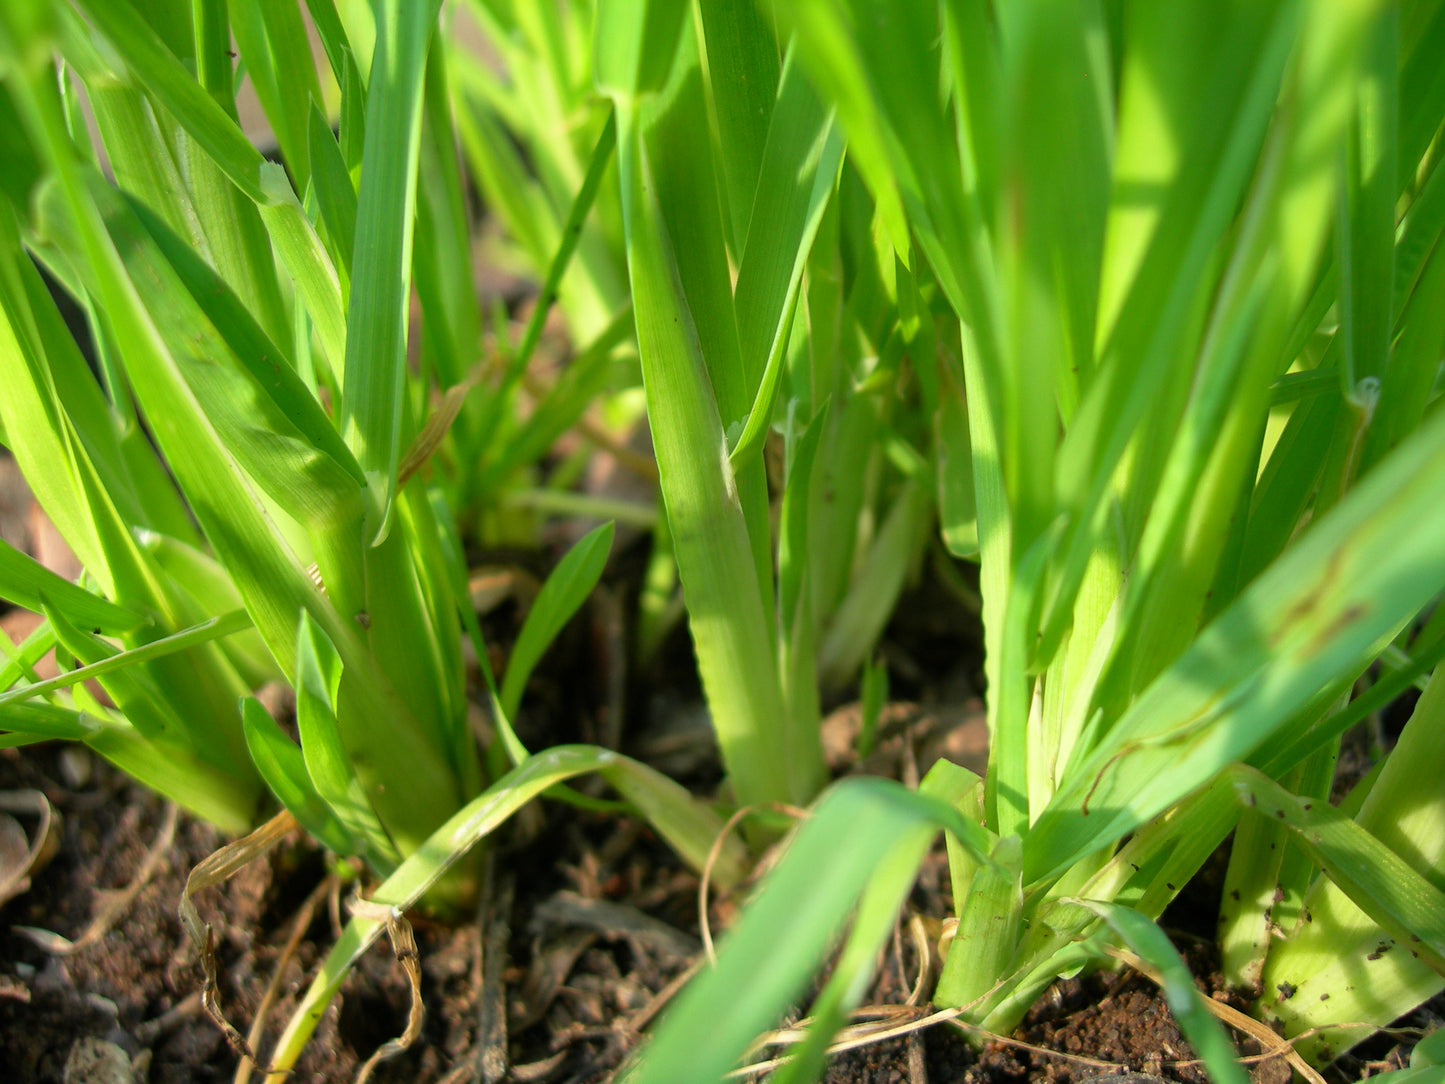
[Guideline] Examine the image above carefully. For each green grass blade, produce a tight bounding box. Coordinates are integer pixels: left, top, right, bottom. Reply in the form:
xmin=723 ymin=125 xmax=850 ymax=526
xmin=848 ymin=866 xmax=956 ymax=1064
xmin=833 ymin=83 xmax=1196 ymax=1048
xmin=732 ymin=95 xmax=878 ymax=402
xmin=937 ymin=835 xmax=1024 ymax=1010
xmin=729 ymin=49 xmax=843 ymax=469
xmin=0 ymin=609 xmax=249 ymax=709
xmin=594 ymin=0 xmax=688 ymax=100
xmin=0 ymin=539 xmax=143 ymax=633
xmin=295 ymin=611 xmax=399 ymax=870
xmin=114 ymin=191 xmax=368 ymax=524
xmin=66 ymin=0 xmax=345 ymax=366
xmin=1252 ymin=664 xmax=1445 ymax=1060
xmin=241 ymin=696 xmax=359 ymax=859
xmin=1073 ymin=900 xmax=1248 ymax=1084
xmin=608 ymin=94 xmax=812 ymax=809
xmin=498 ymin=522 xmax=613 ymax=720
xmin=340 ymin=0 xmax=443 ymax=536
xmin=231 ymin=0 xmax=326 ymax=191
xmin=1336 ymin=7 xmax=1397 ymax=394
xmin=816 ymin=475 xmax=932 ymax=692
xmin=1026 ymin=402 xmax=1445 ymax=882
xmin=308 ymin=100 xmax=358 ymax=274
xmin=618 ymin=778 xmax=992 ymax=1084
xmin=411 ymin=46 xmax=479 ymax=391
xmin=767 ymin=825 xmax=937 ymax=1084
xmin=1240 ymin=761 xmax=1445 ymax=1061
xmin=695 ymin=0 xmax=778 ymax=252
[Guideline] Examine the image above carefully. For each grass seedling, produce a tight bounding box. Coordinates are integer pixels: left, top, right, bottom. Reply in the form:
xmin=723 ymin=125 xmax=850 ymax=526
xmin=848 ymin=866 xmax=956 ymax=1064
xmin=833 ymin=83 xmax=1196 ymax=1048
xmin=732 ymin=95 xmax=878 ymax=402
xmin=6 ymin=0 xmax=1445 ymax=1079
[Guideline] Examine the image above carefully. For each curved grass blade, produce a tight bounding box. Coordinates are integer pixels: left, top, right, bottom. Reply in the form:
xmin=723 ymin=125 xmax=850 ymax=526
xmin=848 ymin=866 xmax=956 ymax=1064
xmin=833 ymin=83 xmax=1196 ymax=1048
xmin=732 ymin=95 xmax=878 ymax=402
xmin=1073 ymin=899 xmax=1248 ymax=1084
xmin=260 ymin=744 xmax=746 ymax=1079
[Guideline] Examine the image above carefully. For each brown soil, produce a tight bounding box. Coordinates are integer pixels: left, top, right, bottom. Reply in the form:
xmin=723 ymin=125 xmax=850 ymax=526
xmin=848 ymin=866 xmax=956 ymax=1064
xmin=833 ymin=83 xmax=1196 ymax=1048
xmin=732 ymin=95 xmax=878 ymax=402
xmin=9 ymin=733 xmax=1431 ymax=1084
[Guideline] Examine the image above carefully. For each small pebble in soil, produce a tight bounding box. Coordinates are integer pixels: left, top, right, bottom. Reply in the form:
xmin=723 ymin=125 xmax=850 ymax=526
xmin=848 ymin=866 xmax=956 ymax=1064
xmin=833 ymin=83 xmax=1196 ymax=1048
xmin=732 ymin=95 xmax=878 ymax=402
xmin=62 ymin=1037 xmax=134 ymax=1084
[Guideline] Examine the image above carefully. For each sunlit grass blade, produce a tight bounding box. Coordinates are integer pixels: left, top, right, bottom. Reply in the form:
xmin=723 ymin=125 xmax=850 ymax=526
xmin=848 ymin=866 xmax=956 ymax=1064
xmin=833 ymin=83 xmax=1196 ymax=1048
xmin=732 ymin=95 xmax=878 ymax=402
xmin=0 ymin=199 xmax=179 ymax=606
xmin=730 ymin=44 xmax=837 ymax=422
xmin=0 ymin=609 xmax=250 ymax=710
xmin=113 ymin=191 xmax=368 ymax=528
xmin=694 ymin=0 xmax=777 ymax=253
xmin=1027 ymin=403 xmax=1445 ymax=882
xmin=65 ymin=0 xmax=346 ymax=368
xmin=603 ymin=72 xmax=811 ymax=807
xmin=341 ymin=0 xmax=443 ymax=535
xmin=0 ymin=539 xmax=143 ymax=633
xmin=618 ymin=778 xmax=993 ymax=1084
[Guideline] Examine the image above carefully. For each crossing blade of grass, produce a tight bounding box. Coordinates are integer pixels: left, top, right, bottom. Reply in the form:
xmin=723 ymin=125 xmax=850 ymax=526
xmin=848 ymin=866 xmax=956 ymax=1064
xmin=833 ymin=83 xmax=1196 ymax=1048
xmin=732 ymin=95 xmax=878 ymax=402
xmin=1251 ymin=666 xmax=1445 ymax=1061
xmin=618 ymin=778 xmax=993 ymax=1084
xmin=308 ymin=101 xmax=358 ymax=275
xmin=0 ymin=610 xmax=250 ymax=710
xmin=0 ymin=540 xmax=143 ymax=634
xmin=260 ymin=744 xmax=748 ymax=1080
xmin=1026 ymin=402 xmax=1445 ymax=882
